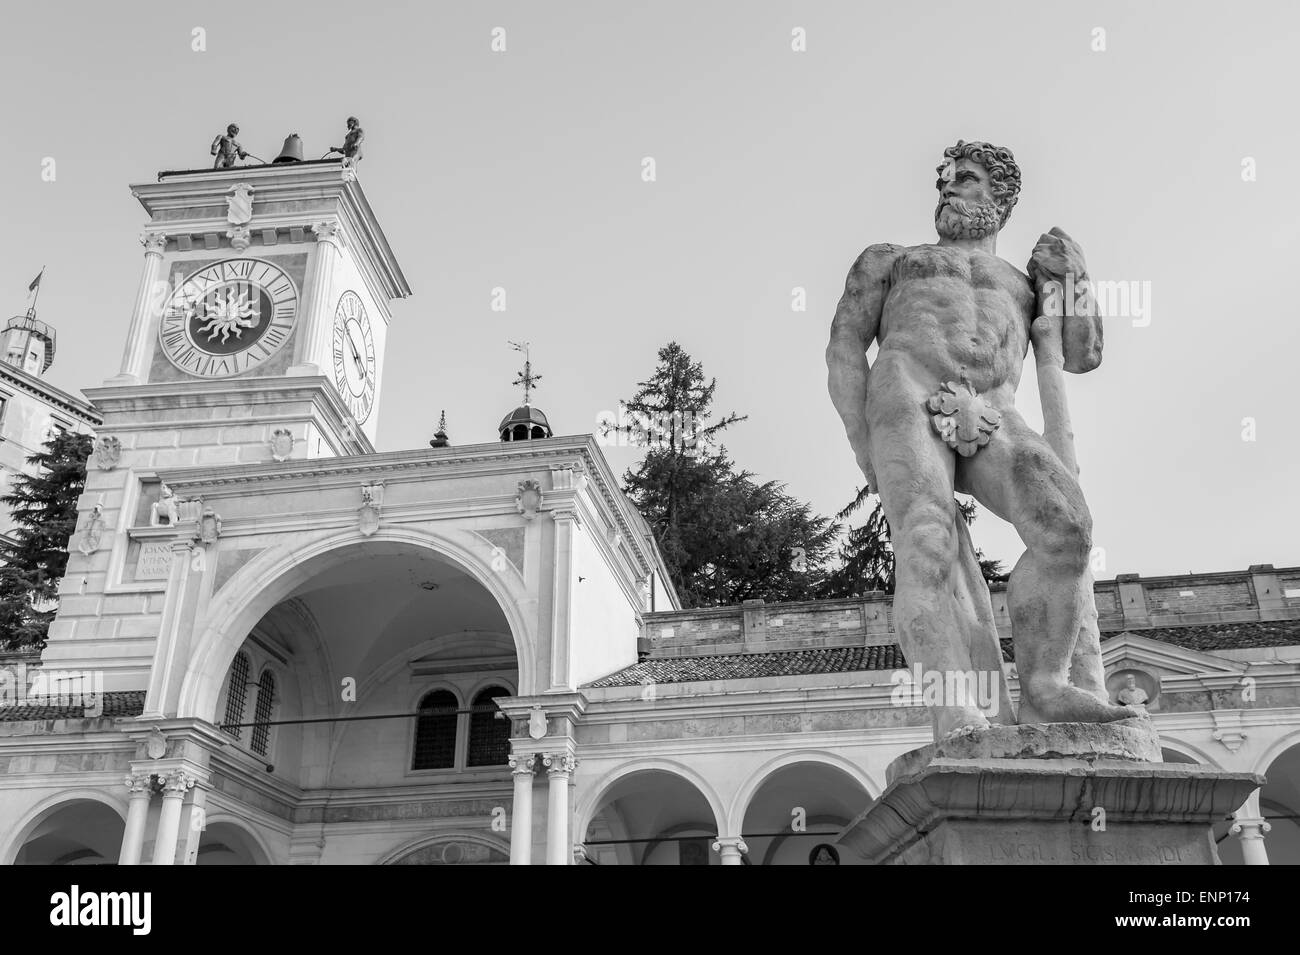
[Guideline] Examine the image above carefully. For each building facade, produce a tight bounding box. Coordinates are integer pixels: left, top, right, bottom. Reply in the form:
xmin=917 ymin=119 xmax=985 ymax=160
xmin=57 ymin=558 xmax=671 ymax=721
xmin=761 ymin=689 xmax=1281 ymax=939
xmin=0 ymin=159 xmax=1297 ymax=865
xmin=0 ymin=313 xmax=101 ymax=547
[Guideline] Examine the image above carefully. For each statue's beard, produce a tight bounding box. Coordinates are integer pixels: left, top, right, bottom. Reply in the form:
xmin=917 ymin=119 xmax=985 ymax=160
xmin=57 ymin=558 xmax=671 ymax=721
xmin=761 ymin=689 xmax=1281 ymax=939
xmin=935 ymin=197 xmax=1003 ymax=239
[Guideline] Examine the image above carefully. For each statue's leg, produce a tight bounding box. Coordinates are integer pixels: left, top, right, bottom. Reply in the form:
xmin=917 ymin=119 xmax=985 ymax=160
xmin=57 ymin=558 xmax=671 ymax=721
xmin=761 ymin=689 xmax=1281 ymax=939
xmin=1069 ymin=573 xmax=1108 ymax=702
xmin=960 ymin=408 xmax=1137 ymax=724
xmin=867 ymin=375 xmax=988 ymax=738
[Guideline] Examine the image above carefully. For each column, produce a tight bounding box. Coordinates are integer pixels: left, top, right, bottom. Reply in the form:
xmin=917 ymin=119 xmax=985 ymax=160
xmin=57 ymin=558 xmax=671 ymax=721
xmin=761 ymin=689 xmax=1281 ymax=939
xmin=111 ymin=232 xmax=169 ymax=384
xmin=118 ymin=773 xmax=153 ymax=865
xmin=711 ymin=837 xmax=749 ymax=866
xmin=544 ymin=752 xmax=576 ymax=866
xmin=151 ymin=770 xmax=196 ymax=865
xmin=288 ymin=220 xmax=343 ymax=376
xmin=508 ymin=753 xmax=535 ymax=866
xmin=1230 ymin=791 xmax=1271 ymax=865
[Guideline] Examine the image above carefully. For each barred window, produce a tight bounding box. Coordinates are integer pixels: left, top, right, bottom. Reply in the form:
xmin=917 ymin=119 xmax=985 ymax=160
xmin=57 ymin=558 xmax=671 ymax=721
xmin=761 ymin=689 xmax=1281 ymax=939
xmin=250 ymin=669 xmax=276 ymax=757
xmin=221 ymin=652 xmax=250 ymax=740
xmin=413 ymin=690 xmax=459 ymax=770
xmin=467 ymin=686 xmax=511 ymax=767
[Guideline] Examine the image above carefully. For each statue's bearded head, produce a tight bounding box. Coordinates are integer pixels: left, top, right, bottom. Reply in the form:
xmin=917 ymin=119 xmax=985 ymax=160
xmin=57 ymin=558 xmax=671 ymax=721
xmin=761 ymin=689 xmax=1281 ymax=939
xmin=347 ymin=116 xmax=359 ymax=129
xmin=934 ymin=140 xmax=1021 ymax=240
xmin=227 ymin=124 xmax=239 ymax=137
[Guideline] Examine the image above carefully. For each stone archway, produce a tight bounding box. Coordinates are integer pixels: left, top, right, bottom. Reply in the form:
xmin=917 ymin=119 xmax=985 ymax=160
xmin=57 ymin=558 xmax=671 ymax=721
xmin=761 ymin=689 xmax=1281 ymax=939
xmin=579 ymin=763 xmax=726 ymax=865
xmin=178 ymin=526 xmax=538 ymax=724
xmin=734 ymin=757 xmax=873 ymax=865
xmin=5 ymin=795 xmax=126 ymax=866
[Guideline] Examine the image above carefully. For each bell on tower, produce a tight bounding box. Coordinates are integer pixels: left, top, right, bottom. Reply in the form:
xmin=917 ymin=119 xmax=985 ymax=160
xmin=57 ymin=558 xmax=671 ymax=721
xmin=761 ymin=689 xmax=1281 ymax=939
xmin=4 ymin=269 xmax=56 ymax=377
xmin=499 ymin=341 xmax=553 ymax=442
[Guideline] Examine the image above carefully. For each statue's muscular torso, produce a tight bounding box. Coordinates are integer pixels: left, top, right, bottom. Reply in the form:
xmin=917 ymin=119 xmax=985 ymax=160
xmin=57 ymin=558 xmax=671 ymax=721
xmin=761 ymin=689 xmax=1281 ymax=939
xmin=872 ymin=243 xmax=1035 ymax=405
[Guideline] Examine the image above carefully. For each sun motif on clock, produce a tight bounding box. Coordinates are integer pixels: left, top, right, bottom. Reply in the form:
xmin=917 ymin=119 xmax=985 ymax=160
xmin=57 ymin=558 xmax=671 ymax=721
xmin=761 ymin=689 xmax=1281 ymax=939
xmin=158 ymin=258 xmax=298 ymax=377
xmin=332 ymin=291 xmax=376 ymax=424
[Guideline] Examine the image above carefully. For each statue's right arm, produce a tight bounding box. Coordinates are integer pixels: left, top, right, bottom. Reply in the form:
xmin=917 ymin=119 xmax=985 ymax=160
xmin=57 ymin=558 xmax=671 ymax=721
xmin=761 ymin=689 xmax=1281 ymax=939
xmin=826 ymin=244 xmax=898 ymax=487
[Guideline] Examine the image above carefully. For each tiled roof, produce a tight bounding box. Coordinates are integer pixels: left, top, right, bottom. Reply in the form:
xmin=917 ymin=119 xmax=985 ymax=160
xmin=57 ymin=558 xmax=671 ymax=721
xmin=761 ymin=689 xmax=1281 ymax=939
xmin=0 ymin=690 xmax=146 ymax=722
xmin=589 ymin=621 xmax=1300 ymax=688
xmin=584 ymin=645 xmax=905 ymax=688
xmin=1134 ymin=620 xmax=1300 ymax=652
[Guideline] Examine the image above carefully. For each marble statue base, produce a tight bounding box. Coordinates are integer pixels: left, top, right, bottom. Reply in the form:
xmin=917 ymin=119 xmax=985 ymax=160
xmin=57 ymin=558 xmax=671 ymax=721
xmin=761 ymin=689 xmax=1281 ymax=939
xmin=840 ymin=720 xmax=1263 ymax=865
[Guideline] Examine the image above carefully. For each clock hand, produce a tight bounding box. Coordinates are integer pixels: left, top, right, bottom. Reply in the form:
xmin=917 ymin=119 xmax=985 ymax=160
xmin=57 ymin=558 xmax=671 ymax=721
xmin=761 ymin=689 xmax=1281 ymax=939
xmin=347 ymin=328 xmax=367 ymax=377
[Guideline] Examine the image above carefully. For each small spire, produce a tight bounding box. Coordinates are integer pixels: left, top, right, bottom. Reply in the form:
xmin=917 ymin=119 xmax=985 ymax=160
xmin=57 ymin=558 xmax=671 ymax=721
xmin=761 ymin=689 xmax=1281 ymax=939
xmin=508 ymin=341 xmax=542 ymax=405
xmin=429 ymin=410 xmax=450 ymax=448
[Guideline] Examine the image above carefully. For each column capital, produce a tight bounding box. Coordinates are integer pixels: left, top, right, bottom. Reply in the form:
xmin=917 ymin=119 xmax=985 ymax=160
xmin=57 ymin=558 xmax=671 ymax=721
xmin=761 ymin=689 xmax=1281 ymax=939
xmin=160 ymin=769 xmax=198 ymax=797
xmin=508 ymin=753 xmax=537 ymax=776
xmin=309 ymin=220 xmax=344 ymax=248
xmin=542 ymin=752 xmax=577 ymax=778
xmin=139 ymin=231 xmax=168 ymax=256
xmin=1231 ymin=818 xmax=1272 ymax=836
xmin=711 ymin=836 xmax=749 ymax=855
xmin=123 ymin=773 xmax=153 ymax=795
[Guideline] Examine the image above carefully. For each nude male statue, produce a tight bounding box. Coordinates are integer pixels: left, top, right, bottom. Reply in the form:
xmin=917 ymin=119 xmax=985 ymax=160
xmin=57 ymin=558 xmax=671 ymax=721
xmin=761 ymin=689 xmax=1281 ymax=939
xmin=331 ymin=117 xmax=365 ymax=168
xmin=211 ymin=124 xmax=248 ymax=169
xmin=827 ymin=140 xmax=1140 ymax=736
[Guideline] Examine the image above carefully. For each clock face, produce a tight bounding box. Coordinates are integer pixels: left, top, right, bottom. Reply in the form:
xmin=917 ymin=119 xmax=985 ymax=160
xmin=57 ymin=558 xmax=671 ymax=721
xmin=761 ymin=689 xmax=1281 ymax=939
xmin=158 ymin=258 xmax=298 ymax=377
xmin=331 ymin=291 xmax=376 ymax=424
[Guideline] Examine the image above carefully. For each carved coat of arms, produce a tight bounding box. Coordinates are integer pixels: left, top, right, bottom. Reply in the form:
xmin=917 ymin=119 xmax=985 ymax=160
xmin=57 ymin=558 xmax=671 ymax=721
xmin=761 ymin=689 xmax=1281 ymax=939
xmin=528 ymin=705 xmax=547 ymax=740
xmin=92 ymin=436 xmax=122 ymax=471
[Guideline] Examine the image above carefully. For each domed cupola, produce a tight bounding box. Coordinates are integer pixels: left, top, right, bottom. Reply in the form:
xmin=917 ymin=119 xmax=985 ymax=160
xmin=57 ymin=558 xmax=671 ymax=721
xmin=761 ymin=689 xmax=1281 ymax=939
xmin=499 ymin=342 xmax=553 ymax=442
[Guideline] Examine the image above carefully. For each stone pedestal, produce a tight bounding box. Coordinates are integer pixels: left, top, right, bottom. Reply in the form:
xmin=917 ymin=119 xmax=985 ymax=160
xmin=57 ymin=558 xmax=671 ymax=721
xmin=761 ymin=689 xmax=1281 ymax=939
xmin=841 ymin=720 xmax=1263 ymax=865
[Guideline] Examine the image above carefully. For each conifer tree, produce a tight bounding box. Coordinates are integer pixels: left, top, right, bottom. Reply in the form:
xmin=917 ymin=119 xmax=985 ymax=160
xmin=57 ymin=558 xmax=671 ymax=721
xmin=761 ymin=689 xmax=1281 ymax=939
xmin=0 ymin=430 xmax=93 ymax=650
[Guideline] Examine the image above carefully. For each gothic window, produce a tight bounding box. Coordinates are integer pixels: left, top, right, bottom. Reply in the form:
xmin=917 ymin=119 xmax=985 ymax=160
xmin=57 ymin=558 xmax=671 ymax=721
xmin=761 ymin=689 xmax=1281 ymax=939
xmin=250 ymin=669 xmax=276 ymax=757
xmin=221 ymin=652 xmax=250 ymax=740
xmin=467 ymin=686 xmax=512 ymax=767
xmin=412 ymin=690 xmax=459 ymax=770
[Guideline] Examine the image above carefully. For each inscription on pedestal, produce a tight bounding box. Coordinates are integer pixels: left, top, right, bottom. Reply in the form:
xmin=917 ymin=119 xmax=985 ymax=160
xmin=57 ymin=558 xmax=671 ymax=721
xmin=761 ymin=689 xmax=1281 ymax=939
xmin=136 ymin=542 xmax=173 ymax=580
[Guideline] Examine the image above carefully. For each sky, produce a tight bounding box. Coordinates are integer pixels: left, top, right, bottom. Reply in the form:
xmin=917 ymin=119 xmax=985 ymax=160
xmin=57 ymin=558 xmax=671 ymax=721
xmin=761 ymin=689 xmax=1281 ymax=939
xmin=1 ymin=0 xmax=1297 ymax=578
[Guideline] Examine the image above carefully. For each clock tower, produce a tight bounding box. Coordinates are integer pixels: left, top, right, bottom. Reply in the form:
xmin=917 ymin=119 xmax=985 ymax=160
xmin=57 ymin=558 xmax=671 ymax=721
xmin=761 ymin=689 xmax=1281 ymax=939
xmin=96 ymin=156 xmax=409 ymax=460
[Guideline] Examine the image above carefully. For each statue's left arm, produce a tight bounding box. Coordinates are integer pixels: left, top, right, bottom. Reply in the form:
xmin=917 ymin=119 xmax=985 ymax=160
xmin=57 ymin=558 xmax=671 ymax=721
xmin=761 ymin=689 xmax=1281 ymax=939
xmin=1028 ymin=226 xmax=1102 ymax=374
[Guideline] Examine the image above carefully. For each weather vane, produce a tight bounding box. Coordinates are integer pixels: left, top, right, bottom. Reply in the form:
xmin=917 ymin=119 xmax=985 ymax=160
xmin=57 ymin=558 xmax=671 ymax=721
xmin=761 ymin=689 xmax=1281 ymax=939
xmin=508 ymin=341 xmax=542 ymax=405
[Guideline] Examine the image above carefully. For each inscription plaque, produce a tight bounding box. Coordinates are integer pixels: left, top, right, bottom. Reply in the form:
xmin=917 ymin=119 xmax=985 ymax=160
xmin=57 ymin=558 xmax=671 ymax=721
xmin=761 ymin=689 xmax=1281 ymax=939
xmin=136 ymin=542 xmax=174 ymax=580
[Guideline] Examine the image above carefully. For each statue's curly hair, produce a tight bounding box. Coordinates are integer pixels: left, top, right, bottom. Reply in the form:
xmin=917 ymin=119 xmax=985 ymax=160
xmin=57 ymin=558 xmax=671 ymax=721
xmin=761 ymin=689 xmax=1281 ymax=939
xmin=937 ymin=140 xmax=1021 ymax=226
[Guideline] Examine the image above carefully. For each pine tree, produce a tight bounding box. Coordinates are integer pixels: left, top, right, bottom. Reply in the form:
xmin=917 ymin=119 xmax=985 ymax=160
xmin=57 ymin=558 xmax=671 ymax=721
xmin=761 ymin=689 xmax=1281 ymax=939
xmin=614 ymin=343 xmax=839 ymax=607
xmin=819 ymin=489 xmax=1006 ymax=597
xmin=0 ymin=429 xmax=93 ymax=651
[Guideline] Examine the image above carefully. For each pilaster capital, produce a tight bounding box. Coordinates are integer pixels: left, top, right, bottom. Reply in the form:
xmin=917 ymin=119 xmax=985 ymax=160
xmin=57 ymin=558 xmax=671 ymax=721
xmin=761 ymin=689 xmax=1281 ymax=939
xmin=139 ymin=232 xmax=168 ymax=256
xmin=550 ymin=506 xmax=581 ymax=526
xmin=542 ymin=752 xmax=577 ymax=778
